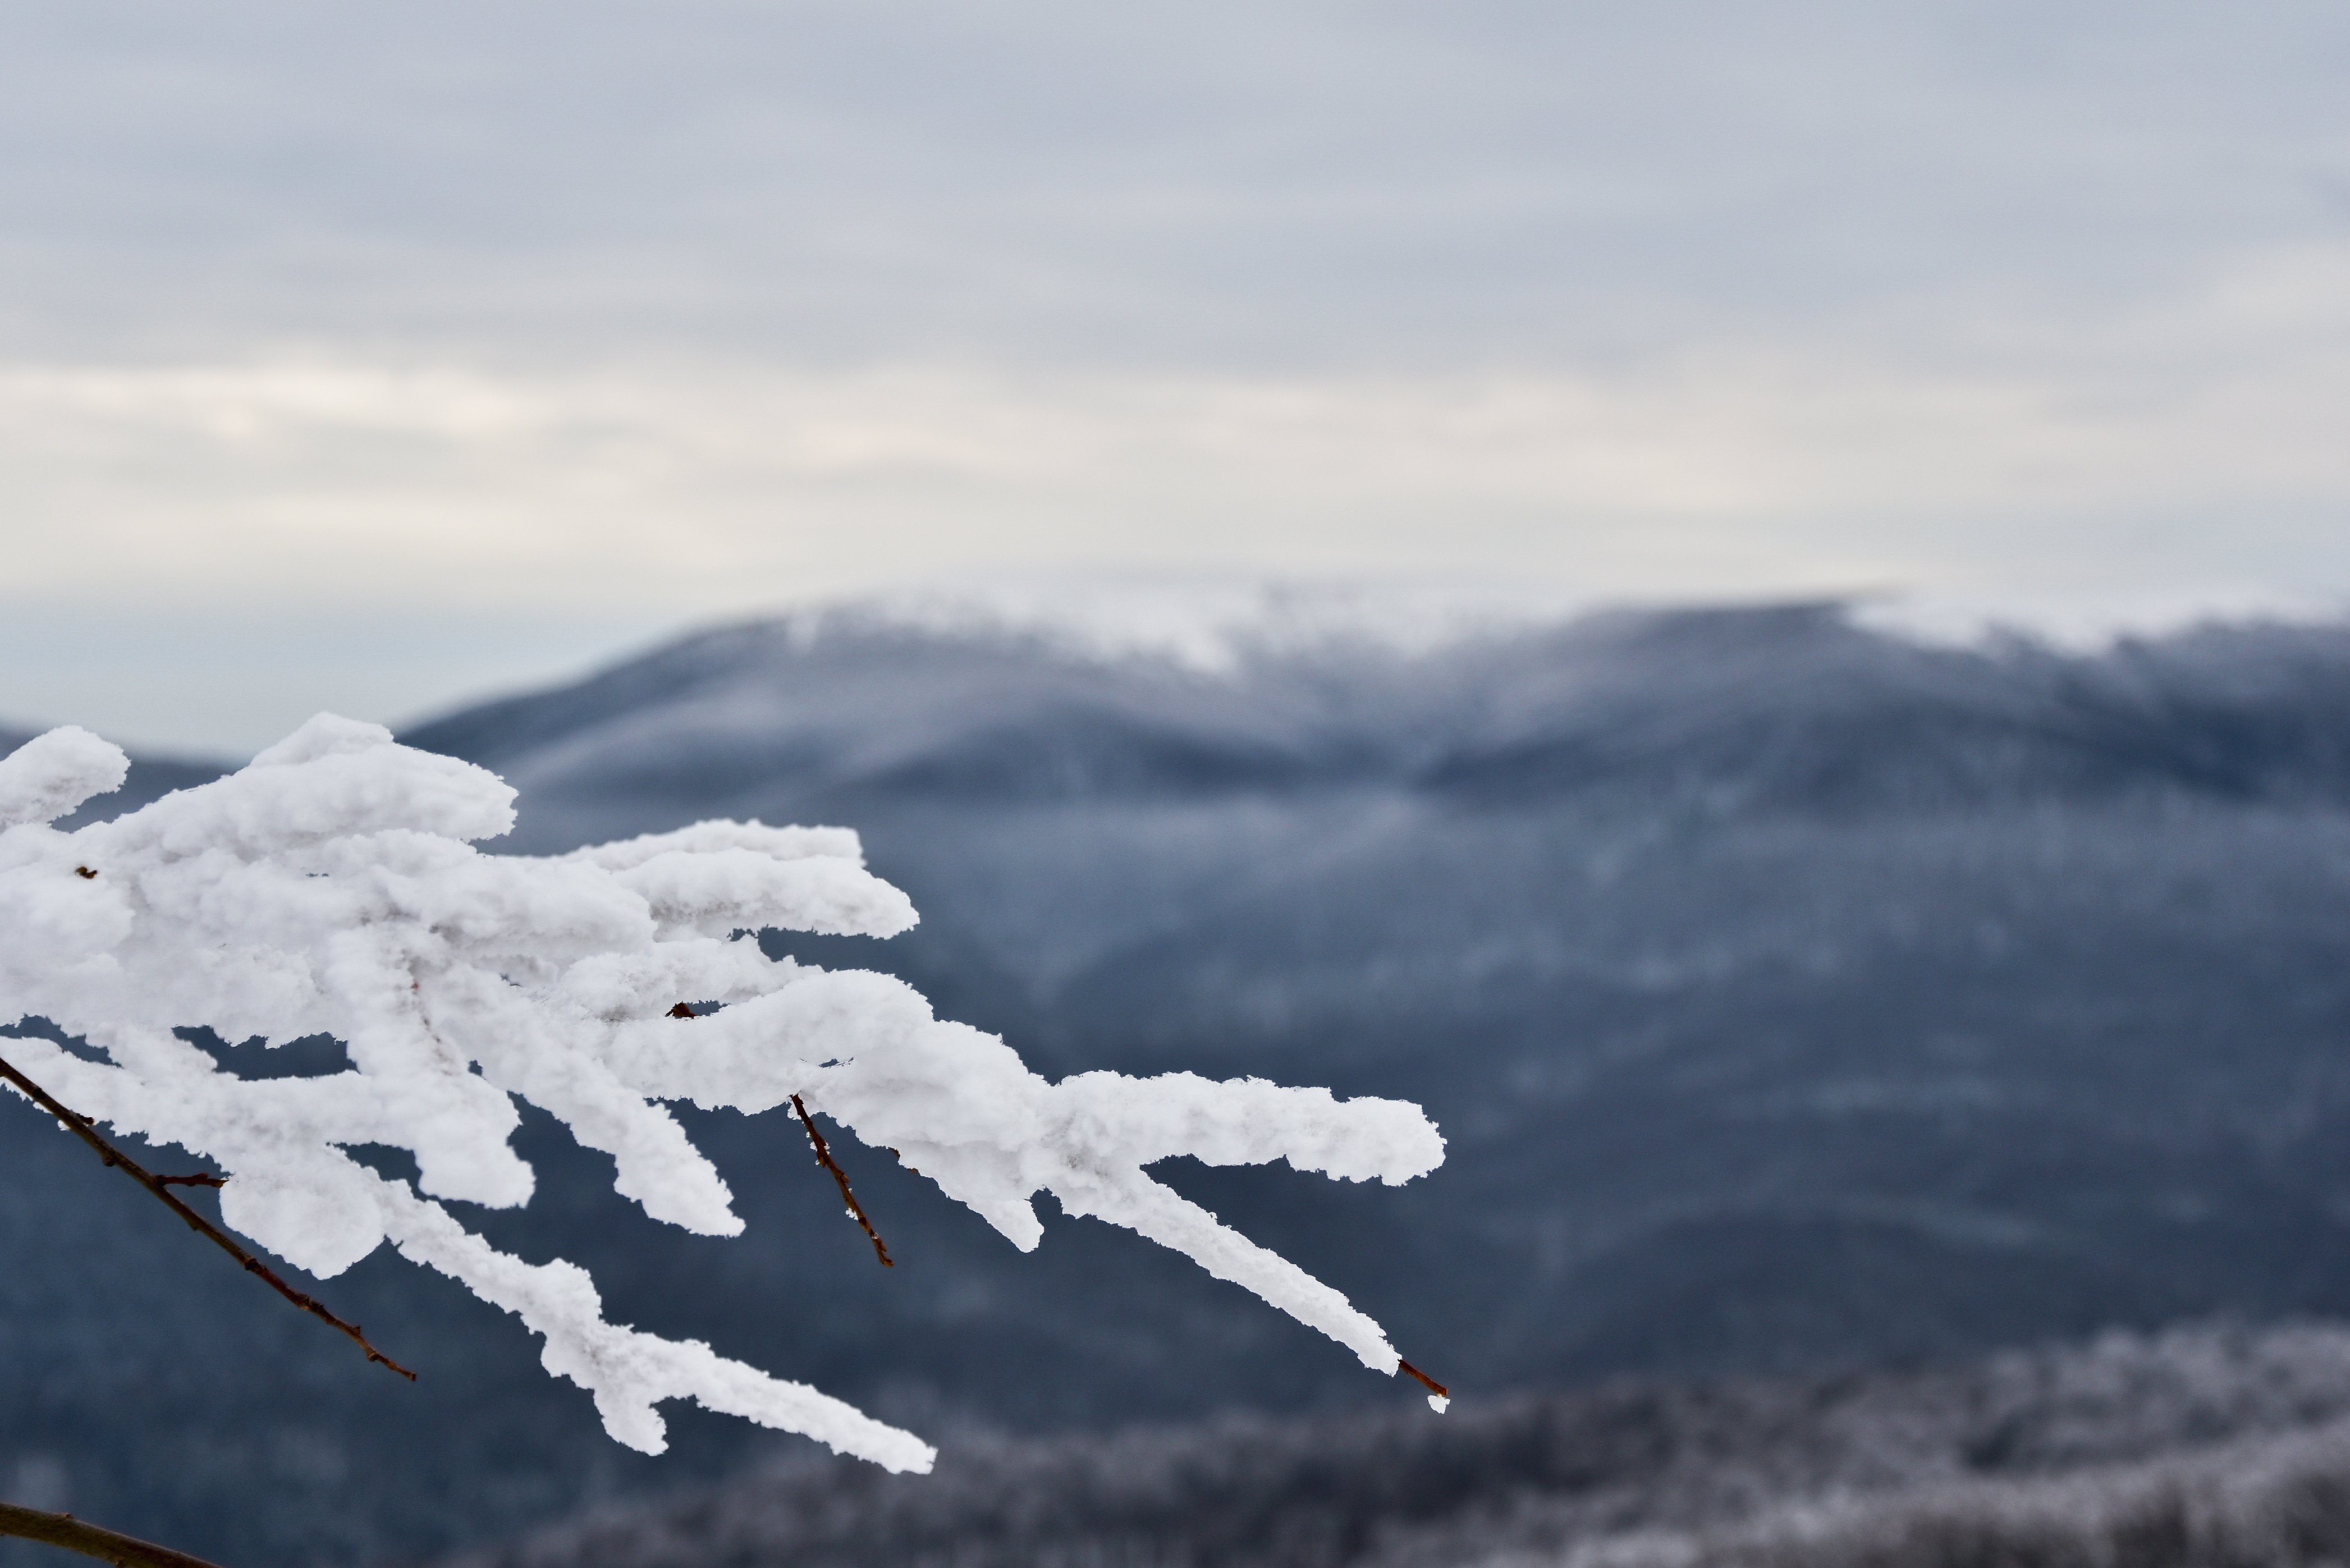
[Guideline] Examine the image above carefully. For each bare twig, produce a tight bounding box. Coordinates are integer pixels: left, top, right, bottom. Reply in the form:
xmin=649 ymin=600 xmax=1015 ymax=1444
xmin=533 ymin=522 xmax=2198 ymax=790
xmin=672 ymin=1005 xmax=892 ymax=1263
xmin=0 ymin=1049 xmax=416 ymax=1381
xmin=155 ymin=1172 xmax=226 ymax=1188
xmin=0 ymin=1502 xmax=226 ymax=1568
xmin=1398 ymin=1358 xmax=1449 ymax=1400
xmin=790 ymin=1093 xmax=894 ymax=1268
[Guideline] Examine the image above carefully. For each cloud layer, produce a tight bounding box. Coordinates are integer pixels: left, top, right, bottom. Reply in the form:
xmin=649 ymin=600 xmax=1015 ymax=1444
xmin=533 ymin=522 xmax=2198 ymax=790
xmin=2 ymin=1 xmax=2347 ymax=746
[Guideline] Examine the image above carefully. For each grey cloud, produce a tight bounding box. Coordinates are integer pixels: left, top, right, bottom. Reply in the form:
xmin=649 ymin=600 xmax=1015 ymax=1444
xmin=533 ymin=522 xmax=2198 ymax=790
xmin=2 ymin=1 xmax=2344 ymax=367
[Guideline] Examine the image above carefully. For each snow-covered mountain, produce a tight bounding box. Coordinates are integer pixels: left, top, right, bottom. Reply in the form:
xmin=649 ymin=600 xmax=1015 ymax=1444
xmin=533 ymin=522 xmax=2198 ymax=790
xmin=7 ymin=598 xmax=2350 ymax=1565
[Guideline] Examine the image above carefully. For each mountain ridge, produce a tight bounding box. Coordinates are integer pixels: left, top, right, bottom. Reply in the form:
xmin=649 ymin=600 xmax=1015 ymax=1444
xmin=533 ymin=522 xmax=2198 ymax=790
xmin=5 ymin=600 xmax=2350 ymax=1564
xmin=400 ymin=603 xmax=2350 ymax=845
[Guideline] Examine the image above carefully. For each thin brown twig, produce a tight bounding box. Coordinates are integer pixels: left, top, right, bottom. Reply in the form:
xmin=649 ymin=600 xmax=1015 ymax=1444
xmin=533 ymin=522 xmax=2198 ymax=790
xmin=1398 ymin=1358 xmax=1449 ymax=1400
xmin=671 ymin=1005 xmax=894 ymax=1266
xmin=0 ymin=1048 xmax=417 ymax=1381
xmin=0 ymin=1501 xmax=227 ymax=1568
xmin=790 ymin=1093 xmax=894 ymax=1268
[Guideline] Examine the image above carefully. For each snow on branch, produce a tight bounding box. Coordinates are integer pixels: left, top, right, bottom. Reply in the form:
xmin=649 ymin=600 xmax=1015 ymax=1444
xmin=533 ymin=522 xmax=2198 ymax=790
xmin=0 ymin=717 xmax=1449 ymax=1471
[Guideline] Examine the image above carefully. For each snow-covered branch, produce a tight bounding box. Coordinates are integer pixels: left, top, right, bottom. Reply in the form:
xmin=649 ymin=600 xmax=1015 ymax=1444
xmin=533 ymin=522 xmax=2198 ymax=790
xmin=0 ymin=717 xmax=1447 ymax=1473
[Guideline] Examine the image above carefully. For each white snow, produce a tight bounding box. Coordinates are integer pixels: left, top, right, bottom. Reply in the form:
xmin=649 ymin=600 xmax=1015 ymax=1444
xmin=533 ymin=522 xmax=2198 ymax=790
xmin=0 ymin=716 xmax=1446 ymax=1470
xmin=0 ymin=725 xmax=129 ymax=829
xmin=780 ymin=576 xmax=1593 ymax=673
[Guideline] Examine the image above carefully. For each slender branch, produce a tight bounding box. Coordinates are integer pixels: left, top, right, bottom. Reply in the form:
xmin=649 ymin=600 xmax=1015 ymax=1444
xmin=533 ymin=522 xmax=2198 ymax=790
xmin=1398 ymin=1358 xmax=1449 ymax=1400
xmin=668 ymin=1006 xmax=894 ymax=1267
xmin=790 ymin=1093 xmax=894 ymax=1268
xmin=0 ymin=1502 xmax=226 ymax=1568
xmin=0 ymin=1049 xmax=416 ymax=1381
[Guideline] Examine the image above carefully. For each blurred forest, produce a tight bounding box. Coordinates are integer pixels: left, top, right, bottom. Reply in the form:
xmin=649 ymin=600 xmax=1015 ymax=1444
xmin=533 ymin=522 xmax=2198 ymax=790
xmin=436 ymin=1320 xmax=2350 ymax=1568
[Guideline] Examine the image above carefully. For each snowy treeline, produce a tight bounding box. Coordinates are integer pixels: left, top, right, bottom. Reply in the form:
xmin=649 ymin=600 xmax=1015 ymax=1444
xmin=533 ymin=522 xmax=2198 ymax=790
xmin=436 ymin=1320 xmax=2350 ymax=1568
xmin=0 ymin=717 xmax=1441 ymax=1472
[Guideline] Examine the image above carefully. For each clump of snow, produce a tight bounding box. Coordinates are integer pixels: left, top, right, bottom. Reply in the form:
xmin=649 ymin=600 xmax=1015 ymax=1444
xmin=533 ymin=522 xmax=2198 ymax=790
xmin=0 ymin=717 xmax=1445 ymax=1470
xmin=0 ymin=725 xmax=129 ymax=828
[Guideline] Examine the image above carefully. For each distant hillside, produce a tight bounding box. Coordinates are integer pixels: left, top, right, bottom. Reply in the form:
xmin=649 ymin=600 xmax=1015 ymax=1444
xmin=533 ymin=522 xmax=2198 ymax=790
xmin=7 ymin=600 xmax=2350 ymax=1565
xmin=405 ymin=603 xmax=2350 ymax=843
xmin=435 ymin=1319 xmax=2350 ymax=1568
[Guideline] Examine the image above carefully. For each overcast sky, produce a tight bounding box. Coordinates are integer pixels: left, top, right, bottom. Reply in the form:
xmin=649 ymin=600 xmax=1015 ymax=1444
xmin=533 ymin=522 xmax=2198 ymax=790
xmin=3 ymin=1 xmax=2348 ymax=752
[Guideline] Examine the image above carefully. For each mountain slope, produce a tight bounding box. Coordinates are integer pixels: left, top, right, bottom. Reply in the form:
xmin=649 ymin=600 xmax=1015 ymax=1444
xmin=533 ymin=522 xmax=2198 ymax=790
xmin=6 ymin=600 xmax=2350 ymax=1565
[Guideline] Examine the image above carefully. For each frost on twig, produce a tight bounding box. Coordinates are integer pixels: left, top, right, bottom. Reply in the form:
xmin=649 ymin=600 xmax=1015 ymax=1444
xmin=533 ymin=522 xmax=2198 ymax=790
xmin=0 ymin=717 xmax=1448 ymax=1471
